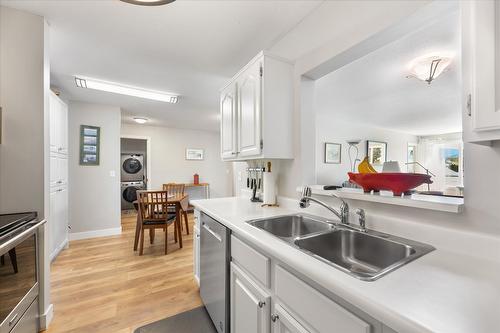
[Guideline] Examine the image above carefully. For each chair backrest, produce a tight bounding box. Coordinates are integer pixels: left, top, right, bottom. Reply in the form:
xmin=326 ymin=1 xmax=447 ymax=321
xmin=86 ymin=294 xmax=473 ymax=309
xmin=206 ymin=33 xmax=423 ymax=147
xmin=162 ymin=183 xmax=185 ymax=197
xmin=138 ymin=190 xmax=169 ymax=223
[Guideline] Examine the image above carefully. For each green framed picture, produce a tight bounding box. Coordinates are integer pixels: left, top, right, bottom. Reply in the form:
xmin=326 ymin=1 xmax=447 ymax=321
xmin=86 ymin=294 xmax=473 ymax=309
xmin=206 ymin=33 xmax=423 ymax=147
xmin=80 ymin=125 xmax=100 ymax=166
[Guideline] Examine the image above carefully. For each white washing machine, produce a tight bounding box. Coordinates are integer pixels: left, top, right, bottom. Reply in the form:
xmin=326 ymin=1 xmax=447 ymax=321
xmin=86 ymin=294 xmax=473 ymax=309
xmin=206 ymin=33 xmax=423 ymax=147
xmin=121 ymin=154 xmax=145 ymax=182
xmin=121 ymin=181 xmax=145 ymax=210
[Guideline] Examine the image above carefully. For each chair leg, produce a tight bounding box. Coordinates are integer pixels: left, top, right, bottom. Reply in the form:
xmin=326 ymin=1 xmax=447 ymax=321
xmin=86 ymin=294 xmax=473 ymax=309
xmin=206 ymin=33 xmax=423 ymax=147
xmin=174 ymin=220 xmax=178 ymax=243
xmin=9 ymin=248 xmax=18 ymax=274
xmin=133 ymin=215 xmax=141 ymax=251
xmin=165 ymin=226 xmax=168 ymax=255
xmin=176 ymin=211 xmax=183 ymax=249
xmin=183 ymin=210 xmax=189 ymax=235
xmin=139 ymin=227 xmax=145 ymax=256
xmin=149 ymin=228 xmax=155 ymax=244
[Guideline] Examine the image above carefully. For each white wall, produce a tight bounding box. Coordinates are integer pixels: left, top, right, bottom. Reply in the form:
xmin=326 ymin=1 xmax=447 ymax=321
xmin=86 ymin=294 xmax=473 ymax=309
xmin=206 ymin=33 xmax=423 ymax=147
xmin=0 ymin=6 xmax=53 ymax=327
xmin=270 ymin=0 xmax=431 ymax=198
xmin=315 ymin=116 xmax=417 ymax=185
xmin=267 ymin=0 xmax=500 ymax=238
xmin=68 ymin=102 xmax=121 ymax=236
xmin=0 ymin=6 xmax=46 ymax=215
xmin=121 ymin=124 xmax=232 ymax=198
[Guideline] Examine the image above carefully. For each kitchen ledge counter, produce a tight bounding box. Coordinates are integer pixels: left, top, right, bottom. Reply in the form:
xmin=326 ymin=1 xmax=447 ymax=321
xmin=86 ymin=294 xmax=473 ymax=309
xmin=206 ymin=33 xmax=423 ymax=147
xmin=191 ymin=197 xmax=500 ymax=333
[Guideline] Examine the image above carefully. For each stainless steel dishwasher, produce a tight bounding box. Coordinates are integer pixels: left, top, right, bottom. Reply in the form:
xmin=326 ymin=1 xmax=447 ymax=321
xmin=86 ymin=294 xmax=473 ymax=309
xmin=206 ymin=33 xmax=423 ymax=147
xmin=200 ymin=212 xmax=230 ymax=333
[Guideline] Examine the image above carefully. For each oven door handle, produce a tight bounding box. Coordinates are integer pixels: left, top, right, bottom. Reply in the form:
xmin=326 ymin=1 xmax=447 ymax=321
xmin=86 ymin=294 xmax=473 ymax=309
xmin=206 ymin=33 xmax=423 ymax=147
xmin=0 ymin=219 xmax=46 ymax=255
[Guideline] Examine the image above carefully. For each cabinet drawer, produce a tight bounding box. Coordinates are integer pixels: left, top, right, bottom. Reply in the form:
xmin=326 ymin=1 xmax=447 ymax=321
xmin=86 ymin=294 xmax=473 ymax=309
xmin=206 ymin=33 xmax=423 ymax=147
xmin=231 ymin=235 xmax=270 ymax=288
xmin=275 ymin=265 xmax=370 ymax=333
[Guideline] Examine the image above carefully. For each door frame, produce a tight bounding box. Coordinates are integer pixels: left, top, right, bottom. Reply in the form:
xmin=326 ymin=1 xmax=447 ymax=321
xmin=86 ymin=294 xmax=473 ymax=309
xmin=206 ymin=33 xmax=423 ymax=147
xmin=120 ymin=135 xmax=152 ymax=189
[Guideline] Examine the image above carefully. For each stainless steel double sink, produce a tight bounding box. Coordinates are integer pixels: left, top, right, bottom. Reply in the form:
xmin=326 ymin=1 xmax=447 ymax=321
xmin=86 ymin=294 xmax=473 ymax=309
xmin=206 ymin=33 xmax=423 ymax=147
xmin=247 ymin=214 xmax=434 ymax=281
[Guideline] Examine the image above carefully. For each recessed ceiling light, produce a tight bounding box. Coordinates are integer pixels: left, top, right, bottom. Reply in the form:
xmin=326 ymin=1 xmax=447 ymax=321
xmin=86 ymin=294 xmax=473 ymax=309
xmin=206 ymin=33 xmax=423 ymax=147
xmin=120 ymin=0 xmax=176 ymax=6
xmin=133 ymin=117 xmax=148 ymax=124
xmin=74 ymin=76 xmax=179 ymax=103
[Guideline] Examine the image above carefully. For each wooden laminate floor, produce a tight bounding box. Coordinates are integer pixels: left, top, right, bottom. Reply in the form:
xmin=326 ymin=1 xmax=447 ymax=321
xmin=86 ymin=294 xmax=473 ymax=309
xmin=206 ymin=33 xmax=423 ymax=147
xmin=44 ymin=212 xmax=202 ymax=333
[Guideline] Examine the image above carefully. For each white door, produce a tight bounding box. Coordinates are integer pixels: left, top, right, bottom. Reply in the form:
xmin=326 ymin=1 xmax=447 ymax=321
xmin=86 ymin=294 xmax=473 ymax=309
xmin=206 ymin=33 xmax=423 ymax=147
xmin=272 ymin=305 xmax=310 ymax=333
xmin=59 ymin=157 xmax=68 ymax=185
xmin=49 ymin=93 xmax=58 ymax=153
xmin=237 ymin=60 xmax=262 ymax=157
xmin=50 ymin=187 xmax=68 ymax=260
xmin=466 ymin=0 xmax=500 ymax=131
xmin=59 ymin=101 xmax=68 ymax=154
xmin=50 ymin=155 xmax=58 ymax=187
xmin=49 ymin=189 xmax=57 ymax=257
xmin=220 ymin=83 xmax=237 ymax=159
xmin=193 ymin=227 xmax=200 ymax=285
xmin=230 ymin=263 xmax=271 ymax=333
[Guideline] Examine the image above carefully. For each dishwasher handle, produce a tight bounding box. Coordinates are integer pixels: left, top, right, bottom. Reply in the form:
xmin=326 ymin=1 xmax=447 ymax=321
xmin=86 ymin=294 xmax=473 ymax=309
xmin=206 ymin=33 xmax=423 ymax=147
xmin=202 ymin=222 xmax=222 ymax=243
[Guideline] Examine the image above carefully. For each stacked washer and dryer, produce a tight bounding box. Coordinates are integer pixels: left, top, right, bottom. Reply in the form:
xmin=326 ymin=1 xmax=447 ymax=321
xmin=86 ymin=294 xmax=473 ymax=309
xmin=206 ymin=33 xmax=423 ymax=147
xmin=121 ymin=154 xmax=146 ymax=210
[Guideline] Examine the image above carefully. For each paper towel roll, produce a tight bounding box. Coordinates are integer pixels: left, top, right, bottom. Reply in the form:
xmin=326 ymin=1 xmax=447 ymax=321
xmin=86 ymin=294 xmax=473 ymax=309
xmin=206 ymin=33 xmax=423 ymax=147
xmin=263 ymin=172 xmax=276 ymax=205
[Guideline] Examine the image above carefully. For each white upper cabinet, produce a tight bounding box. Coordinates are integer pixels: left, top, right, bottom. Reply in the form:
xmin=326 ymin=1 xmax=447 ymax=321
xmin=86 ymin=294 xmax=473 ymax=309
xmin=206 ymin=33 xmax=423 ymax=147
xmin=220 ymin=83 xmax=238 ymax=159
xmin=49 ymin=92 xmax=68 ymax=154
xmin=462 ymin=0 xmax=500 ymax=143
xmin=238 ymin=60 xmax=262 ymax=158
xmin=220 ymin=51 xmax=294 ymax=160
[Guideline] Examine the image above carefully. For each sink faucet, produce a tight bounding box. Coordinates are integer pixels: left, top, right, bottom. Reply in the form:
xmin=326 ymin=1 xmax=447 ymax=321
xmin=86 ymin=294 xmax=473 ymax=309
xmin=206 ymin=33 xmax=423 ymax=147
xmin=299 ymin=186 xmax=350 ymax=225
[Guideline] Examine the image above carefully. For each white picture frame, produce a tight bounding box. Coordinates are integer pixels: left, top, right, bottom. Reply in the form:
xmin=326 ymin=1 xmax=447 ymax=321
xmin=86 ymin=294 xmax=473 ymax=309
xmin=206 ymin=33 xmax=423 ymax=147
xmin=325 ymin=142 xmax=341 ymax=164
xmin=186 ymin=148 xmax=204 ymax=160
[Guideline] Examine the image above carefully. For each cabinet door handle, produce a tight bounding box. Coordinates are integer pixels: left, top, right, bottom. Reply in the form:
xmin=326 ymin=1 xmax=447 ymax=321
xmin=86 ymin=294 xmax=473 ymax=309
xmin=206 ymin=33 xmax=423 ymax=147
xmin=9 ymin=313 xmax=19 ymax=326
xmin=258 ymin=301 xmax=265 ymax=308
xmin=271 ymin=314 xmax=279 ymax=322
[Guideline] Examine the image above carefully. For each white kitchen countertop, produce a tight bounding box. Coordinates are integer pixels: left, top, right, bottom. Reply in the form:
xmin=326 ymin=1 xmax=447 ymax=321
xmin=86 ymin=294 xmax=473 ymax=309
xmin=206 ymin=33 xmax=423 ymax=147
xmin=191 ymin=196 xmax=500 ymax=333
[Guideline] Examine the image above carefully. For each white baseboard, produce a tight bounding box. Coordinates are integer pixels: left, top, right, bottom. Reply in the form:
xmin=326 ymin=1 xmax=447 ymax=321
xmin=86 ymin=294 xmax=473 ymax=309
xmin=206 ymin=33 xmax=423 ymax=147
xmin=39 ymin=303 xmax=53 ymax=330
xmin=69 ymin=227 xmax=122 ymax=241
xmin=50 ymin=238 xmax=68 ymax=262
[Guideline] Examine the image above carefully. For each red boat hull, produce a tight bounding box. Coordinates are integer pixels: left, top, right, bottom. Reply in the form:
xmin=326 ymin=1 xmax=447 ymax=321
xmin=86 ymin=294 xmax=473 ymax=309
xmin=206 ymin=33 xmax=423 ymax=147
xmin=348 ymin=172 xmax=433 ymax=196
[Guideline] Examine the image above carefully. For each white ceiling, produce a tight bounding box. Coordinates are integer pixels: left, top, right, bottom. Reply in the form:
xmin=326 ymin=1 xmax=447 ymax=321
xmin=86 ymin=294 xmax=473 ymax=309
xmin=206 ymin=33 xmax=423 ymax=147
xmin=314 ymin=8 xmax=461 ymax=136
xmin=1 ymin=0 xmax=322 ymax=131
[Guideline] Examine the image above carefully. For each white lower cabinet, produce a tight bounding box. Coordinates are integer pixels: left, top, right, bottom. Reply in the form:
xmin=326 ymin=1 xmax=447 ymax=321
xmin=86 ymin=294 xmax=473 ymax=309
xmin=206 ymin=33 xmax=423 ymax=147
xmin=49 ymin=186 xmax=68 ymax=261
xmin=194 ymin=226 xmax=200 ymax=286
xmin=230 ymin=262 xmax=271 ymax=333
xmin=272 ymin=305 xmax=310 ymax=333
xmin=226 ymin=235 xmax=380 ymax=333
xmin=193 ymin=209 xmax=201 ymax=286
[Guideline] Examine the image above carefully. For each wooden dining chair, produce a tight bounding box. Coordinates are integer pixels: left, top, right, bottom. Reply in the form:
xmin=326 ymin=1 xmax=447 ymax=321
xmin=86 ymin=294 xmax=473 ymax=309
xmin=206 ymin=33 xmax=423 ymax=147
xmin=137 ymin=190 xmax=179 ymax=255
xmin=163 ymin=183 xmax=190 ymax=235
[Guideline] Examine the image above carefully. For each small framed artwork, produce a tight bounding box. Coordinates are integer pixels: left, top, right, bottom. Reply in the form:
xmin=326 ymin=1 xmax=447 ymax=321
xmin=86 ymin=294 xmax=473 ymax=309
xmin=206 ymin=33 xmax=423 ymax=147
xmin=186 ymin=148 xmax=204 ymax=161
xmin=324 ymin=143 xmax=341 ymax=164
xmin=80 ymin=125 xmax=100 ymax=166
xmin=367 ymin=140 xmax=387 ymax=166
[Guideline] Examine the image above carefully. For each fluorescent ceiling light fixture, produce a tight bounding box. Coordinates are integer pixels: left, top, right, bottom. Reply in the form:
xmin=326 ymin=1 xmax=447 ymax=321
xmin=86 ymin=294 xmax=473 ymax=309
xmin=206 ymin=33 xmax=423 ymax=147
xmin=407 ymin=54 xmax=453 ymax=85
xmin=133 ymin=117 xmax=148 ymax=124
xmin=74 ymin=76 xmax=179 ymax=103
xmin=120 ymin=0 xmax=176 ymax=6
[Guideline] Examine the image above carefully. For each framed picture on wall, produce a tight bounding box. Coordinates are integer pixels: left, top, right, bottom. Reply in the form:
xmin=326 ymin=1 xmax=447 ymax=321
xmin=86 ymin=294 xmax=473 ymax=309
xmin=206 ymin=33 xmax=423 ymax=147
xmin=80 ymin=125 xmax=100 ymax=166
xmin=324 ymin=142 xmax=341 ymax=164
xmin=186 ymin=148 xmax=204 ymax=160
xmin=367 ymin=140 xmax=387 ymax=166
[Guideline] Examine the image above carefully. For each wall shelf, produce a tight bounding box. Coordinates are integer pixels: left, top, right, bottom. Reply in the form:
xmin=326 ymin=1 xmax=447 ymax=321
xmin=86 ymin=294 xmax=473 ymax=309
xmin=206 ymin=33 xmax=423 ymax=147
xmin=297 ymin=186 xmax=464 ymax=213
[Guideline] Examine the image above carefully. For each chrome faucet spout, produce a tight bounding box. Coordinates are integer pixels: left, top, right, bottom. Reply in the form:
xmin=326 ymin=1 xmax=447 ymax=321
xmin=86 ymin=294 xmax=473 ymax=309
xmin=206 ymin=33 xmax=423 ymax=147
xmin=299 ymin=186 xmax=350 ymax=225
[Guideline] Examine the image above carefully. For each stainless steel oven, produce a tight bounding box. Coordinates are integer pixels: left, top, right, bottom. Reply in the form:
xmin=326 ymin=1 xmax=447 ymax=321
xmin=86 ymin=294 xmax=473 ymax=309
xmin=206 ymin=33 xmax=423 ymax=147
xmin=0 ymin=213 xmax=45 ymax=333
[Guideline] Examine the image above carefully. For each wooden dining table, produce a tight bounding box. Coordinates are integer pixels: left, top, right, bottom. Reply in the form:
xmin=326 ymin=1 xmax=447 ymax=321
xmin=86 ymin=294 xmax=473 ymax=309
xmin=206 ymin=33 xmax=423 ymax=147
xmin=133 ymin=192 xmax=190 ymax=252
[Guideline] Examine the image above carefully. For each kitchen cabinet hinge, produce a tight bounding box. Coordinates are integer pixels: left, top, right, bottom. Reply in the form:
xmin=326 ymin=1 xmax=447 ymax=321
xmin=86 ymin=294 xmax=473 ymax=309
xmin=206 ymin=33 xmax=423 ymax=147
xmin=260 ymin=140 xmax=263 ymax=149
xmin=260 ymin=66 xmax=263 ymax=77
